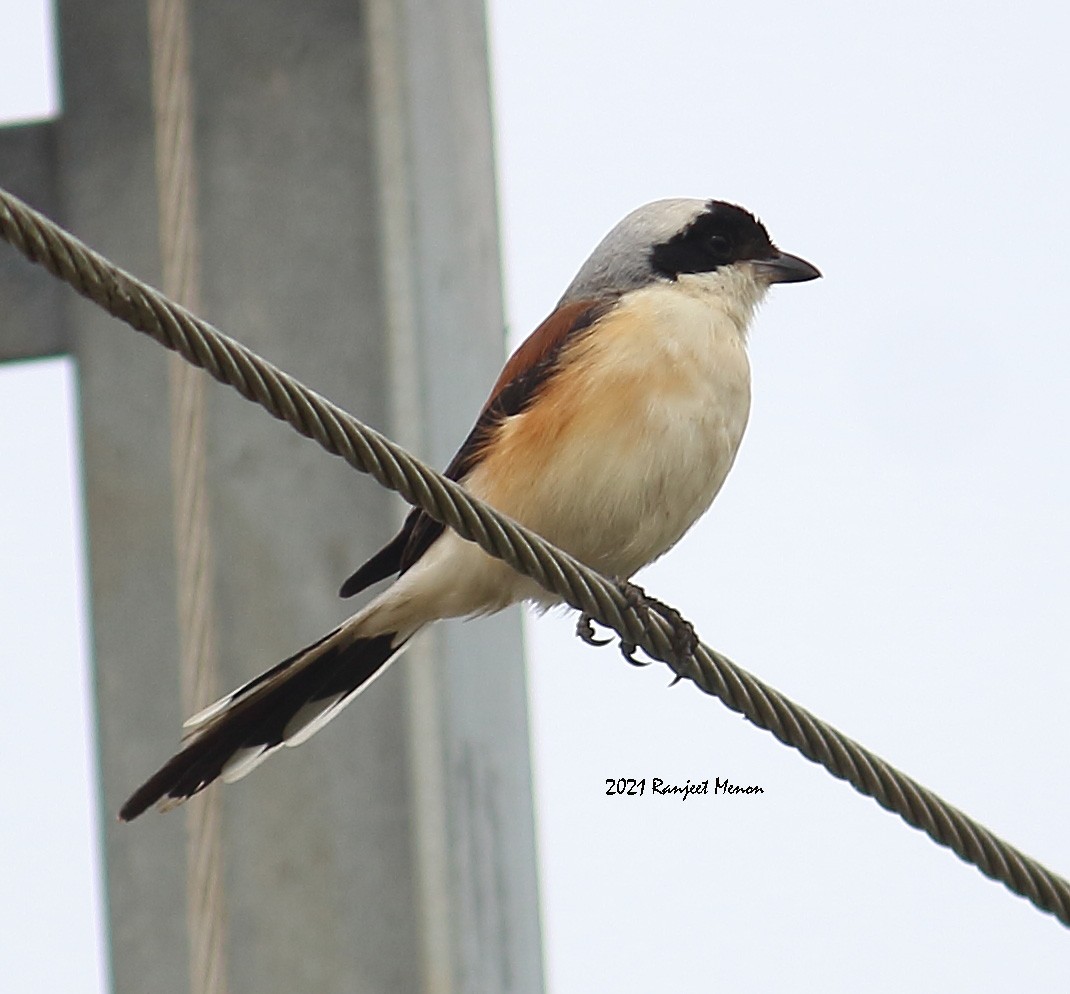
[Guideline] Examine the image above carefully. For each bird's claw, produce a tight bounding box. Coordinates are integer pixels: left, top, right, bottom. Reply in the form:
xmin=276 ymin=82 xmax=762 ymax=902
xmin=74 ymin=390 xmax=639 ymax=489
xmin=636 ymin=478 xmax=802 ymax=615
xmin=618 ymin=580 xmax=698 ymax=672
xmin=573 ymin=581 xmax=697 ymax=676
xmin=618 ymin=638 xmax=651 ymax=667
xmin=576 ymin=613 xmax=613 ymax=646
xmin=629 ymin=577 xmax=697 ymax=663
xmin=576 ymin=609 xmax=649 ymax=664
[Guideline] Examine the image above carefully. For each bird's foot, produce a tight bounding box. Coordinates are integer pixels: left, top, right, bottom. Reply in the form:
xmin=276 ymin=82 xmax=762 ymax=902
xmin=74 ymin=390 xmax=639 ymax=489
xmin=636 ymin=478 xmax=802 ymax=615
xmin=618 ymin=581 xmax=697 ymax=682
xmin=576 ymin=612 xmax=613 ymax=647
xmin=574 ymin=581 xmax=697 ymax=679
xmin=575 ymin=610 xmax=646 ymax=664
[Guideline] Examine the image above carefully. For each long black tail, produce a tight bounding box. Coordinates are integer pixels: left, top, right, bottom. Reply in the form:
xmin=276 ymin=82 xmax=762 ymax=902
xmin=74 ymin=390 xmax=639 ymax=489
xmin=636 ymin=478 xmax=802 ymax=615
xmin=120 ymin=629 xmax=403 ymax=821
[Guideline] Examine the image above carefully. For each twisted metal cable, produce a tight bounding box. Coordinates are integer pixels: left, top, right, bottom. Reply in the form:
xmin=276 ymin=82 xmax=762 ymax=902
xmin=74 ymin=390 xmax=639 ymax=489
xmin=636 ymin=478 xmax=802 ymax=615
xmin=1 ymin=183 xmax=1067 ymax=928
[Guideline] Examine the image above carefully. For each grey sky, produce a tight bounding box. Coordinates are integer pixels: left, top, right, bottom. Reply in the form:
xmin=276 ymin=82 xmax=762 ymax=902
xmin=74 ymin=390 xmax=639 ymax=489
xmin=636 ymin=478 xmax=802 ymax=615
xmin=489 ymin=1 xmax=1070 ymax=990
xmin=2 ymin=0 xmax=1069 ymax=990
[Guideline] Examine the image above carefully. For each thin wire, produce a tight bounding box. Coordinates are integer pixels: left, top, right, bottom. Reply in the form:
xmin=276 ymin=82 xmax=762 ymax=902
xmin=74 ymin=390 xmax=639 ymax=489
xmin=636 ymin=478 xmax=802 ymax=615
xmin=0 ymin=183 xmax=1066 ymax=928
xmin=146 ymin=1 xmax=229 ymax=992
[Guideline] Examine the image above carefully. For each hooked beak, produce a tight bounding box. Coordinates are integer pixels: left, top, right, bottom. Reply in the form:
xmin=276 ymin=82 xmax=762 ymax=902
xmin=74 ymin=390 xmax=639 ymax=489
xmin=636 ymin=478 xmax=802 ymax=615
xmin=752 ymin=252 xmax=822 ymax=284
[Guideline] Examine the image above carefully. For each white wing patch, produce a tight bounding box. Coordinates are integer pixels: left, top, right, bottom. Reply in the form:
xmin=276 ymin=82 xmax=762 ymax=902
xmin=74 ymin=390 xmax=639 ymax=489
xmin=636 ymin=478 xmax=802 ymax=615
xmin=221 ymin=745 xmax=279 ymax=784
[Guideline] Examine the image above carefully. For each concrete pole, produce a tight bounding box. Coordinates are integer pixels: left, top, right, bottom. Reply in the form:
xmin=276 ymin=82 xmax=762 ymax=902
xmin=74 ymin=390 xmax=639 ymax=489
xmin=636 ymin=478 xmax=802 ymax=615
xmin=0 ymin=3 xmax=544 ymax=992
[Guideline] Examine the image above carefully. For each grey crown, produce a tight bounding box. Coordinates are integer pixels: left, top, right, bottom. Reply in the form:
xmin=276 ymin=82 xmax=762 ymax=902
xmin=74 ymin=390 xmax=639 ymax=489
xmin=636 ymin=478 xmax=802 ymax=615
xmin=559 ymin=198 xmax=708 ymax=305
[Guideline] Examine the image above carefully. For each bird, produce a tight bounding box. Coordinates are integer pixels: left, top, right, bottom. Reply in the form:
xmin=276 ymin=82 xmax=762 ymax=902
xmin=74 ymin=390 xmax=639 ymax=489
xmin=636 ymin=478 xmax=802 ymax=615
xmin=120 ymin=198 xmax=820 ymax=820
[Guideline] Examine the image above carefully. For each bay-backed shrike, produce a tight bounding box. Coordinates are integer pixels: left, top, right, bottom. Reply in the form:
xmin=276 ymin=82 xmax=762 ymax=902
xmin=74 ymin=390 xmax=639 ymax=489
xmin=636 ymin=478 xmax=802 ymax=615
xmin=120 ymin=198 xmax=820 ymax=820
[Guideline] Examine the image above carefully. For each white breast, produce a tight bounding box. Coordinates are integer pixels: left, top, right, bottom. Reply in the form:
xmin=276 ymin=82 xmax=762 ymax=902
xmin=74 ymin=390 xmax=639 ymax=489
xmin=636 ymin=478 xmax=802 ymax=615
xmin=474 ymin=268 xmax=763 ymax=585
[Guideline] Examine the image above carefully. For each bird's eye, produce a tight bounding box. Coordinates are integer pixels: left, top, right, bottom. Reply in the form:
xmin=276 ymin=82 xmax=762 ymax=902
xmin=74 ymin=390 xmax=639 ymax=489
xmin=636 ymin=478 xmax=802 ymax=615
xmin=707 ymin=233 xmax=732 ymax=256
